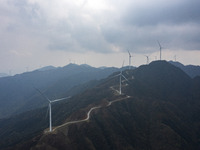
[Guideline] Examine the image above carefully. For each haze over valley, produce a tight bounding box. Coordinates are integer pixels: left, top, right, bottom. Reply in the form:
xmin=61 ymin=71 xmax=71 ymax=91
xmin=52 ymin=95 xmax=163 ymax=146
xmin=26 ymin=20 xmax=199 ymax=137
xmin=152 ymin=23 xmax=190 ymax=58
xmin=0 ymin=61 xmax=200 ymax=149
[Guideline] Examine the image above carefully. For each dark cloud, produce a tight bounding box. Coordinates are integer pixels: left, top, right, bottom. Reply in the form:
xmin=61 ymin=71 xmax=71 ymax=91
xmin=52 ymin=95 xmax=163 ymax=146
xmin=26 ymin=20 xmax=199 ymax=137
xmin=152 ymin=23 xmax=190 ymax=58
xmin=45 ymin=18 xmax=112 ymax=53
xmin=1 ymin=0 xmax=200 ymax=55
xmin=98 ymin=0 xmax=200 ymax=53
xmin=123 ymin=0 xmax=200 ymax=26
xmin=102 ymin=23 xmax=200 ymax=53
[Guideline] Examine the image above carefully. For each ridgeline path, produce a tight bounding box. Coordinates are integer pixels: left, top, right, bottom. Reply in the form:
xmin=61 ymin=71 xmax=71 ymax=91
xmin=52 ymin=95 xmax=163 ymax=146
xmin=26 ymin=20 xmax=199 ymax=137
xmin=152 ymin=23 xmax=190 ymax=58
xmin=50 ymin=85 xmax=131 ymax=132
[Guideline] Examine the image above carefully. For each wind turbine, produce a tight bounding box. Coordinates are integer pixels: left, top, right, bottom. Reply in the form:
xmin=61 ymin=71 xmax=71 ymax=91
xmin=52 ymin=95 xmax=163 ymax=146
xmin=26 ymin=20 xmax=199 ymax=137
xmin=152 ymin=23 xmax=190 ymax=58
xmin=113 ymin=61 xmax=129 ymax=95
xmin=144 ymin=55 xmax=150 ymax=64
xmin=127 ymin=50 xmax=133 ymax=69
xmin=174 ymin=55 xmax=177 ymax=61
xmin=157 ymin=40 xmax=163 ymax=60
xmin=9 ymin=70 xmax=12 ymax=76
xmin=35 ymin=88 xmax=71 ymax=132
xmin=26 ymin=67 xmax=28 ymax=72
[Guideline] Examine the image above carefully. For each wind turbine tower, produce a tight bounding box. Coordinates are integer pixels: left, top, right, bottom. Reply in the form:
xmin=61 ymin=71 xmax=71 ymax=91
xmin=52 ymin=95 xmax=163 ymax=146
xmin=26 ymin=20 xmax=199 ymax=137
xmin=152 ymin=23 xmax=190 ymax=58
xmin=26 ymin=67 xmax=29 ymax=72
xmin=115 ymin=61 xmax=129 ymax=95
xmin=36 ymin=88 xmax=71 ymax=132
xmin=9 ymin=70 xmax=12 ymax=76
xmin=174 ymin=55 xmax=177 ymax=61
xmin=119 ymin=71 xmax=128 ymax=94
xmin=157 ymin=41 xmax=162 ymax=60
xmin=145 ymin=55 xmax=150 ymax=64
xmin=127 ymin=50 xmax=133 ymax=69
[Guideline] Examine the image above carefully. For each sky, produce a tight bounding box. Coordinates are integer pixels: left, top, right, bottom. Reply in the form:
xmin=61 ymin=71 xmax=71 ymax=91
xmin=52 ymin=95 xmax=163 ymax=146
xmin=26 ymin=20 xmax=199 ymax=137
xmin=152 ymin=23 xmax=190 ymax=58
xmin=0 ymin=0 xmax=200 ymax=75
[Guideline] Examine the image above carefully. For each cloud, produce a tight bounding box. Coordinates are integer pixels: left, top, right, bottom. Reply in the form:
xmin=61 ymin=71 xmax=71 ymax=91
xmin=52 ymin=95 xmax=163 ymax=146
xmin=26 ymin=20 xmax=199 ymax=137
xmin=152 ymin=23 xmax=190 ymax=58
xmin=123 ymin=0 xmax=200 ymax=26
xmin=100 ymin=0 xmax=200 ymax=52
xmin=4 ymin=0 xmax=116 ymax=53
xmin=0 ymin=0 xmax=200 ymax=74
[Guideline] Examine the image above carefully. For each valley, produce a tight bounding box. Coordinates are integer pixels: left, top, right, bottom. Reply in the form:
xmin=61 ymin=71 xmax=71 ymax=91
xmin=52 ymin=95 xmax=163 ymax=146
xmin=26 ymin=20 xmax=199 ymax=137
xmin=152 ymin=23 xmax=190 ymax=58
xmin=1 ymin=61 xmax=200 ymax=150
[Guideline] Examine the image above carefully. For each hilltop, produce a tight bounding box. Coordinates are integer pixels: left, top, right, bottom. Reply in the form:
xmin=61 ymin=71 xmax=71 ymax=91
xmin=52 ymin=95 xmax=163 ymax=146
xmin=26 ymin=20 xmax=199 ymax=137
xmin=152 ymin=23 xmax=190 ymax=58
xmin=2 ymin=61 xmax=200 ymax=150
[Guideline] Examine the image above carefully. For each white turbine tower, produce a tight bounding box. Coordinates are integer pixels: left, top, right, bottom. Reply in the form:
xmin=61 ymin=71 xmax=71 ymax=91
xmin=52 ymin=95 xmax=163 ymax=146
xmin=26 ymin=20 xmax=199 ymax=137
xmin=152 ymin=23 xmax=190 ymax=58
xmin=157 ymin=41 xmax=162 ymax=60
xmin=174 ymin=55 xmax=177 ymax=62
xmin=119 ymin=66 xmax=129 ymax=95
xmin=113 ymin=61 xmax=129 ymax=95
xmin=127 ymin=50 xmax=133 ymax=70
xmin=35 ymin=88 xmax=71 ymax=132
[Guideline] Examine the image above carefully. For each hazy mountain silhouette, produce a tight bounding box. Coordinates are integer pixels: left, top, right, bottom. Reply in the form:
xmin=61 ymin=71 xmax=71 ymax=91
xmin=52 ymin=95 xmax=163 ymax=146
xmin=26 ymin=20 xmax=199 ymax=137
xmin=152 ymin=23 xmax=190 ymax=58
xmin=37 ymin=66 xmax=56 ymax=71
xmin=169 ymin=61 xmax=200 ymax=78
xmin=0 ymin=73 xmax=9 ymax=78
xmin=1 ymin=61 xmax=200 ymax=150
xmin=0 ymin=64 xmax=119 ymax=118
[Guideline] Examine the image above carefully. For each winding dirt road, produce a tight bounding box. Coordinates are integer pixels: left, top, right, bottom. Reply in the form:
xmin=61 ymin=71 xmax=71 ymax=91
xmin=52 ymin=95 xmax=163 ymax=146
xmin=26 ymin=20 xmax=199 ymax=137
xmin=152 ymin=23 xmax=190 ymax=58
xmin=52 ymin=95 xmax=130 ymax=132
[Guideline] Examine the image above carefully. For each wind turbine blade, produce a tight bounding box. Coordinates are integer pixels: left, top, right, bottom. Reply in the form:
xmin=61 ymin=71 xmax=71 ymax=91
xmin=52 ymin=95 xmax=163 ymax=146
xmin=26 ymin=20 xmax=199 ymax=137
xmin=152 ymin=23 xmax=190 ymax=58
xmin=157 ymin=40 xmax=162 ymax=60
xmin=51 ymin=96 xmax=71 ymax=103
xmin=45 ymin=105 xmax=50 ymax=120
xmin=111 ymin=73 xmax=121 ymax=78
xmin=35 ymin=87 xmax=51 ymax=102
xmin=121 ymin=60 xmax=125 ymax=68
xmin=119 ymin=60 xmax=125 ymax=74
xmin=122 ymin=74 xmax=129 ymax=82
xmin=127 ymin=50 xmax=131 ymax=56
xmin=157 ymin=40 xmax=161 ymax=48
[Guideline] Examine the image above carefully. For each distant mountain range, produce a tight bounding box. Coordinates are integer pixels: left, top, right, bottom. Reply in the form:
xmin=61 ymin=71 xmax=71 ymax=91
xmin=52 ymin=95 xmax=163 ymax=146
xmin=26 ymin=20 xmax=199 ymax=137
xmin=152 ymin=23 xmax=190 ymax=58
xmin=0 ymin=73 xmax=9 ymax=78
xmin=36 ymin=65 xmax=56 ymax=71
xmin=1 ymin=61 xmax=200 ymax=150
xmin=0 ymin=63 xmax=120 ymax=118
xmin=169 ymin=61 xmax=200 ymax=78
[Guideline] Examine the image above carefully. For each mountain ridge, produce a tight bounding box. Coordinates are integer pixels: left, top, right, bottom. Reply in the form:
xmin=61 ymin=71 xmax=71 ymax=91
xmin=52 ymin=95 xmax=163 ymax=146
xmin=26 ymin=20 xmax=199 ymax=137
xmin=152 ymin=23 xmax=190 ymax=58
xmin=0 ymin=73 xmax=9 ymax=78
xmin=169 ymin=61 xmax=200 ymax=78
xmin=2 ymin=61 xmax=200 ymax=150
xmin=0 ymin=63 xmax=119 ymax=118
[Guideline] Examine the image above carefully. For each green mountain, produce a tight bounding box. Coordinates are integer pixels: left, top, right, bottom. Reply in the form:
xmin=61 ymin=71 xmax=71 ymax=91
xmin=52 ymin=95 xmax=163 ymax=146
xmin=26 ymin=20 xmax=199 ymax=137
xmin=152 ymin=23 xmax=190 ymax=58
xmin=2 ymin=61 xmax=200 ymax=150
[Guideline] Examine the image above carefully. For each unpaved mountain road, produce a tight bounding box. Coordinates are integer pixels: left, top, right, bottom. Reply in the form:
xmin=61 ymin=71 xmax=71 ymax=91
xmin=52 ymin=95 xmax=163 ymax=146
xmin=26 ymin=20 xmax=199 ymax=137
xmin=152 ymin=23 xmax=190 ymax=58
xmin=52 ymin=95 xmax=131 ymax=132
